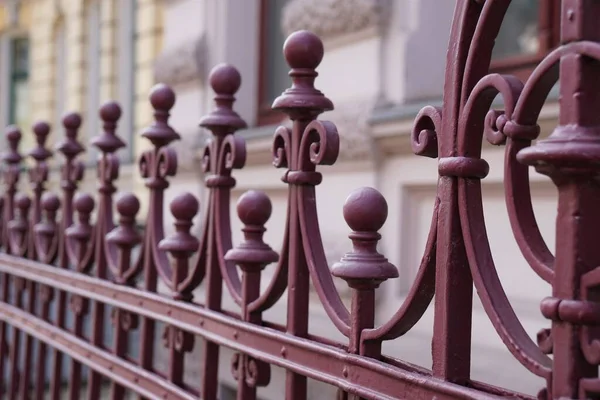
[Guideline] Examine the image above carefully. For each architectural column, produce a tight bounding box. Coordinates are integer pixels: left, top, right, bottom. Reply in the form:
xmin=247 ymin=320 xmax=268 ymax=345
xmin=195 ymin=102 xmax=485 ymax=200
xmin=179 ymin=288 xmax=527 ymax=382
xmin=99 ymin=0 xmax=117 ymax=104
xmin=29 ymin=0 xmax=56 ymax=125
xmin=64 ymin=0 xmax=85 ymax=113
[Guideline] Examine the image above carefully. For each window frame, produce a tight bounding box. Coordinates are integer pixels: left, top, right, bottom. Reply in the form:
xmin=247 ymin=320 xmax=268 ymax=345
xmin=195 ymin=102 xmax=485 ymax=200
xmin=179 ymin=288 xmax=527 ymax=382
xmin=256 ymin=0 xmax=287 ymax=127
xmin=490 ymin=0 xmax=561 ymax=80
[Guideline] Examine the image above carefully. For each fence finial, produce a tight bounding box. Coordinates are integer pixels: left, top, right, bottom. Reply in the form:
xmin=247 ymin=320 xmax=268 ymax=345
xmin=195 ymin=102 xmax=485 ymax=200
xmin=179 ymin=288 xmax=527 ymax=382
xmin=333 ymin=187 xmax=397 ymax=289
xmin=141 ymin=84 xmax=179 ymax=147
xmin=272 ymin=30 xmax=333 ymax=116
xmin=57 ymin=113 xmax=84 ymax=158
xmin=4 ymin=126 xmax=22 ymax=165
xmin=199 ymin=63 xmax=247 ymax=132
xmin=30 ymin=122 xmax=52 ymax=162
xmin=92 ymin=102 xmax=125 ymax=154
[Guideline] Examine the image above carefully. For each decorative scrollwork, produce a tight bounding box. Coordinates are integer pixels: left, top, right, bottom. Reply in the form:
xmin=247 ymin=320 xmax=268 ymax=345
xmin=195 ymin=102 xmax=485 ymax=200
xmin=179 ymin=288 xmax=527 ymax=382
xmin=110 ymin=308 xmax=139 ymax=331
xmin=97 ymin=154 xmax=120 ymax=187
xmin=231 ymin=353 xmax=270 ymax=388
xmin=298 ymin=120 xmax=339 ymax=168
xmin=138 ymin=146 xmax=178 ymax=183
xmin=218 ymin=133 xmax=246 ymax=173
xmin=162 ymin=325 xmax=194 ymax=353
xmin=69 ymin=294 xmax=89 ymax=316
xmin=272 ymin=126 xmax=291 ymax=169
xmin=412 ymin=105 xmax=441 ymax=158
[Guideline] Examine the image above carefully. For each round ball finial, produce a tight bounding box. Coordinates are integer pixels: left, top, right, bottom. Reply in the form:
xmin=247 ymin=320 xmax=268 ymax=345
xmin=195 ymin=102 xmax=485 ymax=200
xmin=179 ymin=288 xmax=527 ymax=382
xmin=5 ymin=125 xmax=22 ymax=142
xmin=33 ymin=121 xmax=50 ymax=138
xmin=170 ymin=192 xmax=199 ymax=221
xmin=41 ymin=193 xmax=61 ymax=212
xmin=237 ymin=190 xmax=272 ymax=227
xmin=209 ymin=63 xmax=242 ymax=96
xmin=16 ymin=194 xmax=31 ymax=211
xmin=74 ymin=194 xmax=95 ymax=215
xmin=343 ymin=187 xmax=388 ymax=233
xmin=283 ymin=30 xmax=324 ymax=70
xmin=149 ymin=83 xmax=176 ymax=111
xmin=100 ymin=101 xmax=122 ymax=122
xmin=116 ymin=193 xmax=140 ymax=218
xmin=62 ymin=112 xmax=82 ymax=131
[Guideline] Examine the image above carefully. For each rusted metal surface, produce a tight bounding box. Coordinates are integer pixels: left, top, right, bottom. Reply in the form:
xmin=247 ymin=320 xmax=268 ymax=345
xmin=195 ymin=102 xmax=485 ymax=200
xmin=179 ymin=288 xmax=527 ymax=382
xmin=0 ymin=1 xmax=599 ymax=398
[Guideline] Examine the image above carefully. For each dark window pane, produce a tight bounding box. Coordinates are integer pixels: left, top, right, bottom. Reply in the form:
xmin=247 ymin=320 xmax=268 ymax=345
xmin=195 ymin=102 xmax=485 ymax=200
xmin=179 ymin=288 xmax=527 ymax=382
xmin=9 ymin=38 xmax=30 ymax=135
xmin=262 ymin=0 xmax=290 ymax=105
xmin=11 ymin=38 xmax=29 ymax=76
xmin=492 ymin=1 xmax=540 ymax=60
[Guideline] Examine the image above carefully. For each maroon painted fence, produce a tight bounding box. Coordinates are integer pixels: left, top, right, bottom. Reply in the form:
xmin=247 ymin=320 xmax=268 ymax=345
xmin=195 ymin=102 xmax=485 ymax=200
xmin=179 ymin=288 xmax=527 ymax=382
xmin=1 ymin=1 xmax=599 ymax=398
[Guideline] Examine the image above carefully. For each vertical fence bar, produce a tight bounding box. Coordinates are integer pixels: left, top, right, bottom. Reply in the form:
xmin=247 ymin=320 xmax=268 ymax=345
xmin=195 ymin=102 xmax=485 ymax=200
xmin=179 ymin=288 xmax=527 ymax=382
xmin=8 ymin=277 xmax=25 ymax=400
xmin=0 ymin=127 xmax=23 ymax=395
xmin=21 ymin=122 xmax=52 ymax=399
xmin=87 ymin=102 xmax=127 ymax=399
xmin=159 ymin=193 xmax=199 ymax=389
xmin=68 ymin=295 xmax=88 ymax=400
xmin=225 ymin=190 xmax=278 ymax=400
xmin=33 ymin=193 xmax=59 ymax=400
xmin=271 ymin=31 xmax=334 ymax=400
xmin=107 ymin=193 xmax=141 ymax=399
xmin=137 ymin=85 xmax=180 ymax=400
xmin=197 ymin=65 xmax=248 ymax=400
xmin=428 ymin=0 xmax=483 ymax=384
xmin=6 ymin=194 xmax=31 ymax=400
xmin=51 ymin=114 xmax=85 ymax=400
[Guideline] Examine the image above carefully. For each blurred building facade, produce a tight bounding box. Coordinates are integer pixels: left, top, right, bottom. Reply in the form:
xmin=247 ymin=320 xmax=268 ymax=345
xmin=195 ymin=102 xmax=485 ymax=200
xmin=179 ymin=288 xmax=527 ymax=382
xmin=1 ymin=0 xmax=561 ymax=398
xmin=0 ymin=0 xmax=165 ymax=199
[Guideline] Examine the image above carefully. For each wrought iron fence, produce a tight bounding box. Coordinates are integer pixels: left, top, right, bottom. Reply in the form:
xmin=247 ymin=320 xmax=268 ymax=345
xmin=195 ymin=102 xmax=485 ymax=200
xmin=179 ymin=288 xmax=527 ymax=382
xmin=1 ymin=0 xmax=600 ymax=399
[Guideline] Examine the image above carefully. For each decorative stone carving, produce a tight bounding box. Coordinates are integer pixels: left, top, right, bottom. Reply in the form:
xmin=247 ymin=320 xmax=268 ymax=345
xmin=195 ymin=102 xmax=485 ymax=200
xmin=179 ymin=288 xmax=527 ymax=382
xmin=322 ymin=99 xmax=376 ymax=162
xmin=153 ymin=35 xmax=206 ymax=87
xmin=281 ymin=0 xmax=386 ymax=41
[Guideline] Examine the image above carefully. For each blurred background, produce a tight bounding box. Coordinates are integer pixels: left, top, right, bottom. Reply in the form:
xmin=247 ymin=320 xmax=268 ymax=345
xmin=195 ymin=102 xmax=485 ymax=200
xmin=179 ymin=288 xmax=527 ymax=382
xmin=0 ymin=0 xmax=559 ymax=398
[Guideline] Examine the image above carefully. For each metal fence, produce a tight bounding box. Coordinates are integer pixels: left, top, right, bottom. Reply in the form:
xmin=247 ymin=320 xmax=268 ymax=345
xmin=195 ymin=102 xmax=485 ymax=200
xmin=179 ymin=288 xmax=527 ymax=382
xmin=0 ymin=1 xmax=599 ymax=398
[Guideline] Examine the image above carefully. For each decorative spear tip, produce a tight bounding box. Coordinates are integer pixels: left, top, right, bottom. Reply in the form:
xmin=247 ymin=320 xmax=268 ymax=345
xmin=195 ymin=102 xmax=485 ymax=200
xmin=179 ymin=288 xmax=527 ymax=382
xmin=15 ymin=193 xmax=31 ymax=211
xmin=209 ymin=63 xmax=242 ymax=96
xmin=170 ymin=192 xmax=199 ymax=222
xmin=149 ymin=83 xmax=176 ymax=113
xmin=343 ymin=187 xmax=388 ymax=234
xmin=62 ymin=112 xmax=82 ymax=131
xmin=283 ymin=30 xmax=324 ymax=70
xmin=99 ymin=101 xmax=122 ymax=122
xmin=237 ymin=190 xmax=272 ymax=227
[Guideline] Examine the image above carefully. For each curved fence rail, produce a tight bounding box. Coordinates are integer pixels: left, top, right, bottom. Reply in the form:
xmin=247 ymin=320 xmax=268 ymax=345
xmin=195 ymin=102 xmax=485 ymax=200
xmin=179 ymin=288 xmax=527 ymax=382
xmin=1 ymin=1 xmax=600 ymax=398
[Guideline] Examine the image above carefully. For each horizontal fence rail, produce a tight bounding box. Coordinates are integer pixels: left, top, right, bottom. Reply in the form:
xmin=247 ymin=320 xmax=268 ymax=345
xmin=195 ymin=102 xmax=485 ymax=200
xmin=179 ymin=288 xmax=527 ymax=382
xmin=1 ymin=0 xmax=600 ymax=398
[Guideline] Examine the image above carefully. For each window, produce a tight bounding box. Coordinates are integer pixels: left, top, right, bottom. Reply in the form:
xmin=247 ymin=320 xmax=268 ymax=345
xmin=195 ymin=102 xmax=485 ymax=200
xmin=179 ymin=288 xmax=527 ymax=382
xmin=491 ymin=0 xmax=560 ymax=80
xmin=8 ymin=37 xmax=32 ymax=150
xmin=257 ymin=0 xmax=290 ymax=126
